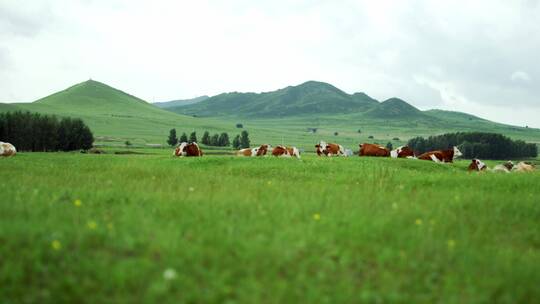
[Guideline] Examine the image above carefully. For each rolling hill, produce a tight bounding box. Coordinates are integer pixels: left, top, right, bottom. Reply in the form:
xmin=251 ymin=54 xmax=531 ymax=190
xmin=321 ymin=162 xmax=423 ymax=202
xmin=170 ymin=81 xmax=379 ymax=117
xmin=0 ymin=80 xmax=233 ymax=145
xmin=153 ymin=96 xmax=209 ymax=109
xmin=1 ymin=79 xmax=539 ymax=149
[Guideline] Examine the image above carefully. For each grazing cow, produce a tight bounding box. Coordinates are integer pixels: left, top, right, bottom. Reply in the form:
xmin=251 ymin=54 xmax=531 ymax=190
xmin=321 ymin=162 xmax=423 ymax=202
xmin=272 ymin=145 xmax=301 ymax=158
xmin=390 ymin=146 xmax=416 ymax=158
xmin=0 ymin=142 xmax=16 ymax=157
xmin=491 ymin=161 xmax=514 ymax=173
xmin=417 ymin=146 xmax=463 ymax=163
xmin=468 ymin=159 xmax=487 ymax=172
xmin=173 ymin=142 xmax=203 ymax=157
xmin=237 ymin=144 xmax=271 ymax=157
xmin=359 ymin=143 xmax=390 ymax=157
xmin=315 ymin=141 xmax=346 ymax=157
xmin=512 ymin=162 xmax=535 ymax=172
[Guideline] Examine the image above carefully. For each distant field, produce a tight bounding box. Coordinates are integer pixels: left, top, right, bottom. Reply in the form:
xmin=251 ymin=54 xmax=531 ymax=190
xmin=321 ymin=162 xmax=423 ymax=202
xmin=1 ymin=152 xmax=539 ymax=303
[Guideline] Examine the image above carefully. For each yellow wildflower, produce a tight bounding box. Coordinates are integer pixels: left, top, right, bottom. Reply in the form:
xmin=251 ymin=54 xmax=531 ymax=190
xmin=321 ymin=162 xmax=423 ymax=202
xmin=73 ymin=199 xmax=82 ymax=207
xmin=51 ymin=240 xmax=62 ymax=250
xmin=447 ymin=239 xmax=456 ymax=249
xmin=87 ymin=221 xmax=97 ymax=230
xmin=415 ymin=219 xmax=423 ymax=226
xmin=313 ymin=213 xmax=321 ymax=221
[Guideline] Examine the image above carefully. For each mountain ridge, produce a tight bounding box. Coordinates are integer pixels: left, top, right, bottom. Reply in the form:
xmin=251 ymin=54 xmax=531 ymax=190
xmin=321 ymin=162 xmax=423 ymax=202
xmin=154 ymin=96 xmax=209 ymax=109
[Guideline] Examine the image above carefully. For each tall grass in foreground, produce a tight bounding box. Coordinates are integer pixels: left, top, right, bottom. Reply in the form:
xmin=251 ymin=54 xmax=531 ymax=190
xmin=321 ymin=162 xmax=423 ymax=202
xmin=1 ymin=153 xmax=539 ymax=303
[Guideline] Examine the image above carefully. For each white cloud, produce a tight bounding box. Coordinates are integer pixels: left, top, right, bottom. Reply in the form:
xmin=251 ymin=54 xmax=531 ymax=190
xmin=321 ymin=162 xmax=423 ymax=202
xmin=0 ymin=0 xmax=539 ymax=127
xmin=511 ymin=71 xmax=531 ymax=82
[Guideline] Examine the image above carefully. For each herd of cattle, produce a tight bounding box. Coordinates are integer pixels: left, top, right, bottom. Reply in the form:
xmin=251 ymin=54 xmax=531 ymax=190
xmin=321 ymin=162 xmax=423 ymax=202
xmin=171 ymin=140 xmax=536 ymax=173
xmin=1 ymin=139 xmax=536 ymax=172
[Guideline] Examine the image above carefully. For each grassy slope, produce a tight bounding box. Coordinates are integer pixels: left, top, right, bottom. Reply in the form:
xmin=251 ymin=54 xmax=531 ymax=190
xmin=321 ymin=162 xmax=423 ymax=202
xmin=164 ymin=81 xmax=540 ymax=148
xmin=0 ymin=103 xmax=20 ymax=112
xmin=2 ymin=81 xmax=235 ymax=145
xmin=171 ymin=81 xmax=379 ymax=117
xmin=1 ymin=153 xmax=539 ymax=303
xmin=153 ymin=96 xmax=209 ymax=109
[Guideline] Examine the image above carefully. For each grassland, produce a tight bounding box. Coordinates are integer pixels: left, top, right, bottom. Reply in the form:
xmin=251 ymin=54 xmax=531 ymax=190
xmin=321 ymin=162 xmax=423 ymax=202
xmin=2 ymin=80 xmax=540 ymax=150
xmin=1 ymin=152 xmax=539 ymax=303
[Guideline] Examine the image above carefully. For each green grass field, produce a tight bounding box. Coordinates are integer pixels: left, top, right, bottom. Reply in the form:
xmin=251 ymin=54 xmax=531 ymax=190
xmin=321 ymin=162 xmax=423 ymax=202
xmin=1 ymin=152 xmax=539 ymax=303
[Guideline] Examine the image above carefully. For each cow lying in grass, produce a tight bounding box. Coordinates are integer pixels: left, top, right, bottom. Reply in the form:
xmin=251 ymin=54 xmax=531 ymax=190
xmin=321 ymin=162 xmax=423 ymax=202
xmin=0 ymin=142 xmax=16 ymax=157
xmin=173 ymin=142 xmax=203 ymax=157
xmin=315 ymin=141 xmax=346 ymax=157
xmin=491 ymin=161 xmax=514 ymax=173
xmin=468 ymin=159 xmax=488 ymax=172
xmin=418 ymin=146 xmax=463 ymax=163
xmin=358 ymin=143 xmax=389 ymax=157
xmin=513 ymin=162 xmax=536 ymax=172
xmin=390 ymin=146 xmax=416 ymax=158
xmin=237 ymin=144 xmax=271 ymax=157
xmin=468 ymin=159 xmax=536 ymax=173
xmin=272 ymin=145 xmax=301 ymax=158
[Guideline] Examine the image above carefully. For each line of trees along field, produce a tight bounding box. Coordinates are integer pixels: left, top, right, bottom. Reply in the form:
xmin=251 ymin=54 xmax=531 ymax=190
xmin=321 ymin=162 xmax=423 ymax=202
xmin=167 ymin=129 xmax=251 ymax=149
xmin=408 ymin=132 xmax=537 ymax=159
xmin=0 ymin=111 xmax=94 ymax=151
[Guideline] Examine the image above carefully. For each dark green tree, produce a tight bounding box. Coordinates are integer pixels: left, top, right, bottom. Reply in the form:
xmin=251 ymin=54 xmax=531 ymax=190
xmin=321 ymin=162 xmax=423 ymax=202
xmin=189 ymin=131 xmax=197 ymax=143
xmin=232 ymin=135 xmax=241 ymax=149
xmin=240 ymin=130 xmax=250 ymax=148
xmin=167 ymin=128 xmax=178 ymax=146
xmin=210 ymin=134 xmax=220 ymax=146
xmin=201 ymin=131 xmax=210 ymax=145
xmin=179 ymin=132 xmax=188 ymax=143
xmin=218 ymin=132 xmax=230 ymax=146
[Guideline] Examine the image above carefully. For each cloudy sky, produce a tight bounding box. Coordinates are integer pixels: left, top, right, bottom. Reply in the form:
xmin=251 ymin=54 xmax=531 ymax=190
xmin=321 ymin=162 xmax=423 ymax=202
xmin=1 ymin=0 xmax=539 ymax=127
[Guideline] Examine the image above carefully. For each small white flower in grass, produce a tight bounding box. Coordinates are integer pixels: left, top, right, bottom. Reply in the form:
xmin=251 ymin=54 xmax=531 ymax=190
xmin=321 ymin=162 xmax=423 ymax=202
xmin=188 ymin=187 xmax=195 ymax=192
xmin=163 ymin=268 xmax=177 ymax=280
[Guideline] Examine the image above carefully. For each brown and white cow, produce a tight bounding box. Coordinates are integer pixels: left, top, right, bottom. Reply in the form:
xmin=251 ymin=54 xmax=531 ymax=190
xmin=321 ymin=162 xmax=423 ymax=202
xmin=272 ymin=145 xmax=301 ymax=158
xmin=512 ymin=162 xmax=536 ymax=172
xmin=359 ymin=143 xmax=390 ymax=157
xmin=0 ymin=142 xmax=16 ymax=157
xmin=173 ymin=142 xmax=203 ymax=157
xmin=417 ymin=146 xmax=463 ymax=163
xmin=491 ymin=161 xmax=514 ymax=173
xmin=390 ymin=146 xmax=416 ymax=158
xmin=468 ymin=159 xmax=487 ymax=172
xmin=237 ymin=144 xmax=271 ymax=157
xmin=315 ymin=141 xmax=346 ymax=157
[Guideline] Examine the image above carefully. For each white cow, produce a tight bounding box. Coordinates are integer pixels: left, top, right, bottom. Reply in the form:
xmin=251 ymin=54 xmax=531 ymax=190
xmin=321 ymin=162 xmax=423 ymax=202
xmin=0 ymin=141 xmax=16 ymax=157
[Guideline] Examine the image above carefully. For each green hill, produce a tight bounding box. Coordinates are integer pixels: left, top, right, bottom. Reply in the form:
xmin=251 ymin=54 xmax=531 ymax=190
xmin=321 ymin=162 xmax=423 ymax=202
xmin=154 ymin=96 xmax=209 ymax=109
xmin=171 ymin=81 xmax=379 ymax=117
xmin=0 ymin=103 xmax=20 ymax=112
xmin=364 ymin=98 xmax=425 ymax=118
xmin=1 ymin=80 xmax=232 ymax=145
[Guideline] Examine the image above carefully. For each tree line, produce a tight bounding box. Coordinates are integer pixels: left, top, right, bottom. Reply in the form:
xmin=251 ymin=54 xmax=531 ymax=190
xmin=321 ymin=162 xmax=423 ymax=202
xmin=408 ymin=132 xmax=537 ymax=159
xmin=0 ymin=111 xmax=94 ymax=152
xmin=167 ymin=129 xmax=251 ymax=149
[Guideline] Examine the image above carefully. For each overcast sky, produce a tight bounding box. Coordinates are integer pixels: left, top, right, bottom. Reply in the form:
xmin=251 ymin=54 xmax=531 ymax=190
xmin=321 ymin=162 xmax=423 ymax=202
xmin=1 ymin=0 xmax=539 ymax=127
